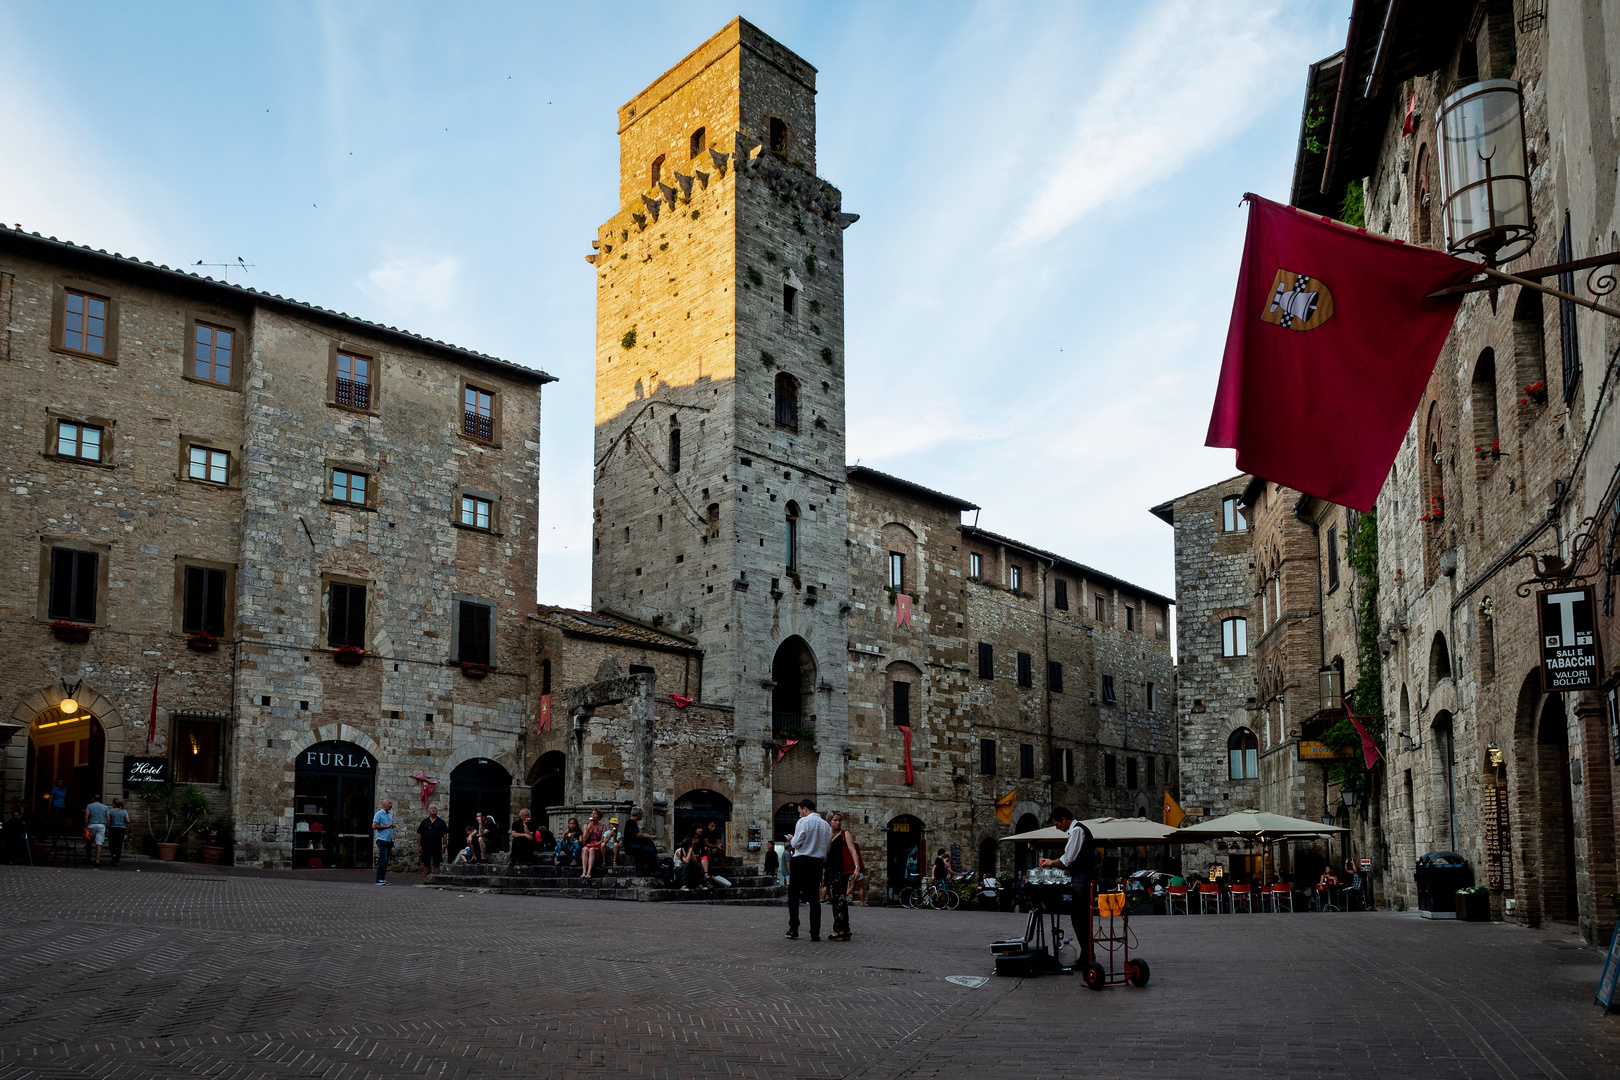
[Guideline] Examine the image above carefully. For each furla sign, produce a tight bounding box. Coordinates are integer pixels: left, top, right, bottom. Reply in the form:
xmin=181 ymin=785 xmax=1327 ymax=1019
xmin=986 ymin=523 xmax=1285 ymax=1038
xmin=1538 ymin=586 xmax=1602 ymax=692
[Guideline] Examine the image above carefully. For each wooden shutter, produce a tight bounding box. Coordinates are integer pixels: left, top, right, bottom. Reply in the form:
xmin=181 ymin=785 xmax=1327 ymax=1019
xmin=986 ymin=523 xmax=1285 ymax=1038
xmin=459 ymin=600 xmax=492 ymax=665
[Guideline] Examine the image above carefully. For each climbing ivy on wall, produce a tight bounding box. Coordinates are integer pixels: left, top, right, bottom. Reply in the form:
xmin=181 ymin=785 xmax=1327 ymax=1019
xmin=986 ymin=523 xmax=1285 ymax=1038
xmin=1322 ymin=508 xmax=1382 ymax=798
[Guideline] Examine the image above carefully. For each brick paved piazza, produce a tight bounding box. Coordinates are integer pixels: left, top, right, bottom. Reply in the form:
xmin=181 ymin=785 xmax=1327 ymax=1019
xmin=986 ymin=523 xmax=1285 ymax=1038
xmin=1 ymin=865 xmax=1617 ymax=1079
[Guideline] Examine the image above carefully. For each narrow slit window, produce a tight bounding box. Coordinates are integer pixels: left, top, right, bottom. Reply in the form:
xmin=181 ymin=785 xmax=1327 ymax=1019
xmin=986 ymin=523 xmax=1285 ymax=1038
xmin=977 ymin=642 xmax=993 ymax=680
xmin=783 ymin=283 xmax=797 ymax=315
xmin=1020 ymin=743 xmax=1035 ymax=779
xmin=979 ymin=738 xmax=996 ymax=776
xmin=668 ymin=427 xmax=681 ymax=472
xmin=1055 ymin=579 xmax=1068 ymax=610
xmin=892 ymin=680 xmax=911 ymax=726
xmin=888 ymin=552 xmax=904 ymax=590
xmin=1016 ymin=651 xmax=1033 ymax=688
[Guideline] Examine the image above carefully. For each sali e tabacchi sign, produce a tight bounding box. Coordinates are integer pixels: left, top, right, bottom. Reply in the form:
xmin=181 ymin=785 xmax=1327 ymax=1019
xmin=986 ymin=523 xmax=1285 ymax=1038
xmin=1538 ymin=586 xmax=1603 ymax=693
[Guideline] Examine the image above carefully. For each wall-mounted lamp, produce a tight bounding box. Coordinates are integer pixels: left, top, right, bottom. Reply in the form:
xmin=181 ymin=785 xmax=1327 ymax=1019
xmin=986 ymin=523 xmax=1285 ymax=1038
xmin=1438 ymin=79 xmax=1535 ymax=264
xmin=1399 ymin=731 xmax=1422 ymax=753
xmin=1487 ymin=742 xmax=1504 ymax=766
xmin=1341 ymin=788 xmax=1359 ymax=809
xmin=1318 ymin=667 xmax=1343 ymax=713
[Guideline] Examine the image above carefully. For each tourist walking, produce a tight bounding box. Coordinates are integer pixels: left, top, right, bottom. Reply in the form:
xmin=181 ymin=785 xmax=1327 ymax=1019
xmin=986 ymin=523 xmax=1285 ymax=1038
xmin=786 ymin=799 xmax=831 ymax=941
xmin=105 ymin=799 xmax=129 ymax=865
xmin=84 ymin=794 xmax=109 ymax=866
xmin=372 ymin=797 xmax=396 ymax=884
xmin=580 ymin=809 xmax=605 ymax=878
xmin=764 ymin=841 xmax=780 ymax=884
xmin=825 ymin=812 xmax=863 ymax=941
xmin=417 ymin=804 xmax=449 ymax=879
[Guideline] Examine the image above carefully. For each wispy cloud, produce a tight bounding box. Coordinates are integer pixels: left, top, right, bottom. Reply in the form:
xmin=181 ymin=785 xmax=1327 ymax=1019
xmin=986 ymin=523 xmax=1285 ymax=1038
xmin=1010 ymin=1 xmax=1303 ymax=247
xmin=362 ymin=254 xmax=462 ymax=315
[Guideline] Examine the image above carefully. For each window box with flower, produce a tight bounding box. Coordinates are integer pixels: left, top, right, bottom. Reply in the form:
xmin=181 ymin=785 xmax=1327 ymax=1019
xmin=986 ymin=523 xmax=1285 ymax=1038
xmin=51 ymin=620 xmax=91 ymax=643
xmin=1418 ymin=495 xmax=1445 ymax=524
xmin=1473 ymin=440 xmax=1509 ymax=462
xmin=186 ymin=632 xmax=220 ymax=652
xmin=332 ymin=644 xmax=367 ymax=666
xmin=460 ymin=661 xmax=493 ymax=679
xmin=1521 ymin=381 xmax=1548 ymax=407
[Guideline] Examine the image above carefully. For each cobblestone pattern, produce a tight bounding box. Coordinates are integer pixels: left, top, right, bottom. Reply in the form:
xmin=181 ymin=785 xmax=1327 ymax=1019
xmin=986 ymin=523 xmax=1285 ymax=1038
xmin=1 ymin=864 xmax=1616 ymax=1079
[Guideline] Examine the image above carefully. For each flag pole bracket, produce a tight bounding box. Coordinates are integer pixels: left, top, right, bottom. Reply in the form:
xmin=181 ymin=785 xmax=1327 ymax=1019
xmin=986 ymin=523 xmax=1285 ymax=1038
xmin=1427 ymin=251 xmax=1620 ymax=321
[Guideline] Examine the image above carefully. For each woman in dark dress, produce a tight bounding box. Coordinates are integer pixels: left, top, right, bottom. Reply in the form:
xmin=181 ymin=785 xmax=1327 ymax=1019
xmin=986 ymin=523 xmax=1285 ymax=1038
xmin=825 ymin=813 xmax=863 ymax=942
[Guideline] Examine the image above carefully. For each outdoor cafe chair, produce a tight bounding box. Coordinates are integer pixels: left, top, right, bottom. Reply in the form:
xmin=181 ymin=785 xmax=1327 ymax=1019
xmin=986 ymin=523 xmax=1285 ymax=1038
xmin=1229 ymin=883 xmax=1253 ymax=913
xmin=1198 ymin=882 xmax=1222 ymax=914
xmin=1166 ymin=885 xmax=1189 ymax=914
xmin=1266 ymin=883 xmax=1293 ymax=912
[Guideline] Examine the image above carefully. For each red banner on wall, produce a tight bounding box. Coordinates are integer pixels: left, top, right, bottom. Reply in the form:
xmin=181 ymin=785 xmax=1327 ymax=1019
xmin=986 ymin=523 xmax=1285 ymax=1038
xmin=538 ymin=694 xmax=552 ymax=733
xmin=895 ymin=594 xmax=912 ymax=628
xmin=898 ymin=724 xmax=915 ymax=785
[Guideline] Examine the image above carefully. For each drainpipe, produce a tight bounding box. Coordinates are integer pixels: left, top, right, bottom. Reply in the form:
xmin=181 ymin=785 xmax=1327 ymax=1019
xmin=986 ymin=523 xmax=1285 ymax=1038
xmin=1042 ymin=558 xmax=1056 ymax=812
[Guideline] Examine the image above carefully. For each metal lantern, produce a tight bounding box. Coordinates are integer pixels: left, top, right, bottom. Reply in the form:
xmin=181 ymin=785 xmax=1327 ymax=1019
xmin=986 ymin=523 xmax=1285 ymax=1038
xmin=1318 ymin=667 xmax=1343 ymax=713
xmin=1438 ymin=79 xmax=1535 ymax=264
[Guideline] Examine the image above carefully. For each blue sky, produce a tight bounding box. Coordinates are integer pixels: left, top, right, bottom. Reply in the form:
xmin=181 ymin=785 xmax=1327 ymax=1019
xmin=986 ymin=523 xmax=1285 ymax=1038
xmin=0 ymin=1 xmax=1349 ymax=607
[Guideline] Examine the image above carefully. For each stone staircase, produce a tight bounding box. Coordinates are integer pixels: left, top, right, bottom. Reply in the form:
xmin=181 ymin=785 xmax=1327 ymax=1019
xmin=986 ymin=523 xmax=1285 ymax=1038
xmin=425 ymin=853 xmax=786 ymax=904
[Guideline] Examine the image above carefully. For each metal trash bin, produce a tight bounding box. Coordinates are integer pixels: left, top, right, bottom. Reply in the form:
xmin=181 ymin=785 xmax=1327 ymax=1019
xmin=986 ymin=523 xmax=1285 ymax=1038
xmin=1415 ymin=851 xmax=1473 ymax=919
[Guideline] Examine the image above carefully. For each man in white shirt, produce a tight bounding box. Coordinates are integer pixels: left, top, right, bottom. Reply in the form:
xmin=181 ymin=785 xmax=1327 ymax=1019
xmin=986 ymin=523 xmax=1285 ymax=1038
xmin=786 ymin=799 xmax=832 ymax=941
xmin=1039 ymin=806 xmax=1096 ymax=965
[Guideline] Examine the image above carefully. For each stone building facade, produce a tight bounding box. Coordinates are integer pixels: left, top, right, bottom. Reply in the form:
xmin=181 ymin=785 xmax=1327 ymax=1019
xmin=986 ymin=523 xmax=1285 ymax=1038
xmin=568 ymin=18 xmax=1176 ymax=897
xmin=1275 ymin=1 xmax=1619 ymax=939
xmin=0 ymin=226 xmax=553 ymax=868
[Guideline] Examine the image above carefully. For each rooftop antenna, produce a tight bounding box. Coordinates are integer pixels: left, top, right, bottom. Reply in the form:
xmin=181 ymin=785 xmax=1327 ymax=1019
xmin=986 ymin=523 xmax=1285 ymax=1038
xmin=193 ymin=256 xmax=256 ymax=282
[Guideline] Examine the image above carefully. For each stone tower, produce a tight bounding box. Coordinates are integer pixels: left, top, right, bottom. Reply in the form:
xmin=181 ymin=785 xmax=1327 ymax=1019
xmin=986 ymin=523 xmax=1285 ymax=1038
xmin=590 ymin=18 xmax=855 ymax=826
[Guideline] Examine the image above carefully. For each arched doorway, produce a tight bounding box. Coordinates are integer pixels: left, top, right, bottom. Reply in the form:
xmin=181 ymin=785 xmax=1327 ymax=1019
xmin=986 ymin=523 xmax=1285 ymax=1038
xmin=24 ymin=705 xmax=105 ymax=832
xmin=1013 ymin=812 xmax=1040 ymax=873
xmin=886 ymin=815 xmax=923 ymax=899
xmin=673 ymin=789 xmax=732 ymax=850
xmin=293 ymin=741 xmax=376 ymax=869
xmin=1432 ymin=712 xmax=1456 ymax=851
xmin=1537 ymin=696 xmax=1578 ymax=921
xmin=530 ymin=750 xmax=566 ymax=815
xmin=771 ymin=637 xmax=817 ymax=737
xmin=977 ymin=836 xmax=998 ymax=877
xmin=450 ymin=759 xmax=512 ymax=855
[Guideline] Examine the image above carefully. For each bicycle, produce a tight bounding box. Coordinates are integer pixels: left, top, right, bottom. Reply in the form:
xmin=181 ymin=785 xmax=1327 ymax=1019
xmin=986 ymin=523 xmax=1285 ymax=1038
xmin=904 ymin=878 xmax=960 ymax=910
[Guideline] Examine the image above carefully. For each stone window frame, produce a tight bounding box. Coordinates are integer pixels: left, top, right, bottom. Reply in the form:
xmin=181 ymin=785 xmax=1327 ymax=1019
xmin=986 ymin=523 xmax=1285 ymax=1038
xmin=1054 ymin=577 xmax=1069 ymax=610
xmin=181 ymin=311 xmax=247 ymax=393
xmin=450 ymin=592 xmax=498 ymax=667
xmin=689 ymin=126 xmax=706 ymax=159
xmin=323 ymin=458 xmax=378 ymax=513
xmin=326 ymin=341 xmax=379 ymax=416
xmin=885 ymin=660 xmax=922 ymax=728
xmin=453 ymin=486 xmax=502 ymax=535
xmin=319 ymin=571 xmax=371 ymax=651
xmin=43 ymin=408 xmax=117 ymax=469
xmin=177 ymin=433 xmax=242 ymax=489
xmin=36 ymin=535 xmax=112 ymax=627
xmin=50 ymin=278 xmax=120 ymax=364
xmin=171 ymin=710 xmax=229 ymax=787
xmin=979 ymin=737 xmax=996 ymax=776
xmin=171 ymin=556 xmax=236 ymax=639
xmin=458 ymin=377 xmax=503 ymax=446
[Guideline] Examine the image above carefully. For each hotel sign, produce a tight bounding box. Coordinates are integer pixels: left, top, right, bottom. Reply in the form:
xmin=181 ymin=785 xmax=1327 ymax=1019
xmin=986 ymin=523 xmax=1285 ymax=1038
xmin=1298 ymin=740 xmax=1355 ymax=761
xmin=1538 ymin=586 xmax=1602 ymax=692
xmin=123 ymin=756 xmax=169 ymax=786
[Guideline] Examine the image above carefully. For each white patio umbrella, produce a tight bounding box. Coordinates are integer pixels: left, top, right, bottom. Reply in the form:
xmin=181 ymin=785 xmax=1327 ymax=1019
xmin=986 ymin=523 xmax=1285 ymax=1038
xmin=999 ymin=818 xmax=1180 ymax=846
xmin=1173 ymin=809 xmax=1348 ymax=886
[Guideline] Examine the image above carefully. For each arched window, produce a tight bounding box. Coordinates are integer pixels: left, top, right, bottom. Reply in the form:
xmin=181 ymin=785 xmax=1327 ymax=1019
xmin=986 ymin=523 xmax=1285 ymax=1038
xmin=689 ymin=127 xmax=706 ymax=158
xmin=1428 ymin=630 xmax=1452 ymax=689
xmin=1471 ymin=348 xmax=1499 ymax=462
xmin=784 ymin=501 xmax=800 ymax=570
xmin=1513 ymin=288 xmax=1547 ymax=387
xmin=1221 ymin=617 xmax=1248 ymax=657
xmin=774 ymin=372 xmax=799 ymax=430
xmin=1228 ymin=728 xmax=1258 ymax=779
xmin=667 ymin=425 xmax=681 ymax=473
xmin=1414 ymin=143 xmax=1435 ymax=245
xmin=650 ymin=154 xmax=665 ymax=188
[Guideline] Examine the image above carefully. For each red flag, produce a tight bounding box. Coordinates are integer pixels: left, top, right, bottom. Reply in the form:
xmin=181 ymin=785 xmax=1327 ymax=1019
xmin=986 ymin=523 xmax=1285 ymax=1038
xmin=898 ymin=724 xmax=915 ymax=785
xmin=774 ymin=737 xmax=799 ymax=763
xmin=1401 ymin=89 xmax=1418 ymax=136
xmin=669 ymin=694 xmax=693 ymax=709
xmin=148 ymin=673 xmax=159 ymax=743
xmin=1206 ymin=194 xmax=1476 ymax=511
xmin=895 ymin=594 xmax=912 ymax=628
xmin=538 ymin=693 xmax=551 ymax=733
xmin=1345 ymin=699 xmax=1382 ymax=769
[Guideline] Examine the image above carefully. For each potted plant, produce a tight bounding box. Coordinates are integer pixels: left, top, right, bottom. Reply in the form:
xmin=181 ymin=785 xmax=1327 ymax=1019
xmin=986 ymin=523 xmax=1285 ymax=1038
xmin=136 ymin=781 xmax=211 ymax=860
xmin=1455 ymin=885 xmax=1491 ymax=921
xmin=460 ymin=661 xmax=492 ymax=679
xmin=198 ymin=825 xmax=228 ymax=864
xmin=333 ymin=644 xmax=366 ymax=666
xmin=1473 ymin=440 xmax=1508 ymax=462
xmin=1418 ymin=494 xmax=1445 ymax=524
xmin=51 ymin=620 xmax=91 ymax=642
xmin=186 ymin=632 xmax=220 ymax=652
xmin=1521 ymin=380 xmax=1548 ymax=406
